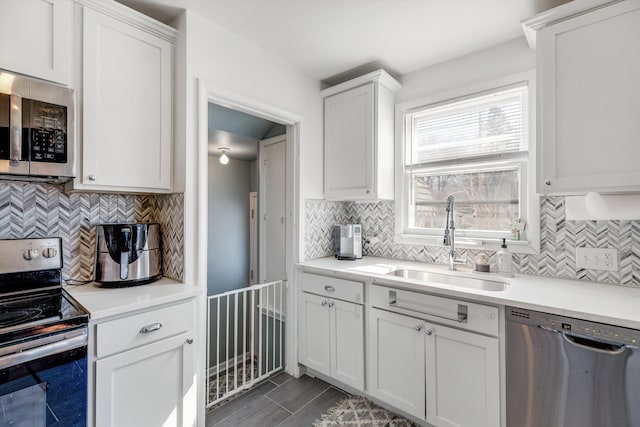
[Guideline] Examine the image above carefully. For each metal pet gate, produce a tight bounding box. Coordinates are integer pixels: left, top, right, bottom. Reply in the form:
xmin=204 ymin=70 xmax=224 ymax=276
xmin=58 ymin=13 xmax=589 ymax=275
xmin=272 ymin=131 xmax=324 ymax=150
xmin=206 ymin=280 xmax=285 ymax=408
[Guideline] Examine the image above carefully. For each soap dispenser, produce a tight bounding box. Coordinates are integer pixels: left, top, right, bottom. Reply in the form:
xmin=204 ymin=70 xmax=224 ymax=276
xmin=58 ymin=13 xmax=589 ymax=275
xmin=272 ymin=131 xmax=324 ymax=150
xmin=496 ymin=238 xmax=514 ymax=276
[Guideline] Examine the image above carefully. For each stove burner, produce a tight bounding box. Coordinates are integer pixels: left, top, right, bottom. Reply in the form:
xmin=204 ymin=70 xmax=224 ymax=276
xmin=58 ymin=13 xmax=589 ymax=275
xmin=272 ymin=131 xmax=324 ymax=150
xmin=0 ymin=308 xmax=44 ymax=327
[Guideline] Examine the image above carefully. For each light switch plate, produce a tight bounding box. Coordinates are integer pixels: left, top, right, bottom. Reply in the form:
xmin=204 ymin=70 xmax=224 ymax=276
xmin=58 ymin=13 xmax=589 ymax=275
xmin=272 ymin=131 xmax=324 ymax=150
xmin=575 ymin=247 xmax=619 ymax=271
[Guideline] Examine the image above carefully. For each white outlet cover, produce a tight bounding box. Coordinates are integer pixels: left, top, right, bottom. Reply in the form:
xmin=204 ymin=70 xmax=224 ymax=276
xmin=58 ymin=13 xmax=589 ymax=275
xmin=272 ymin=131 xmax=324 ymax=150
xmin=576 ymin=247 xmax=619 ymax=271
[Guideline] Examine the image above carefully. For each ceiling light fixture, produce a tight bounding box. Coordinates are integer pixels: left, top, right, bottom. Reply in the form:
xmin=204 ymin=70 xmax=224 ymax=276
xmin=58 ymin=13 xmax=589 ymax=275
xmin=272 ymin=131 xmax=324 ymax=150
xmin=218 ymin=147 xmax=230 ymax=165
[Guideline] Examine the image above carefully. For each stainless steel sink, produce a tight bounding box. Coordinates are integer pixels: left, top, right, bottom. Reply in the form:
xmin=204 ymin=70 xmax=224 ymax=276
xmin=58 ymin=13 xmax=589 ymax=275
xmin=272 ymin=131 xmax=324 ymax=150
xmin=387 ymin=268 xmax=507 ymax=292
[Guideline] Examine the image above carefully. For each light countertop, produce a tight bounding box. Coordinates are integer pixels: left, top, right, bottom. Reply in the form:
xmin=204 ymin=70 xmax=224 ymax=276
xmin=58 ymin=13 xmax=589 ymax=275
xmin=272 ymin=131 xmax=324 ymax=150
xmin=298 ymin=257 xmax=640 ymax=329
xmin=65 ymin=277 xmax=201 ymax=321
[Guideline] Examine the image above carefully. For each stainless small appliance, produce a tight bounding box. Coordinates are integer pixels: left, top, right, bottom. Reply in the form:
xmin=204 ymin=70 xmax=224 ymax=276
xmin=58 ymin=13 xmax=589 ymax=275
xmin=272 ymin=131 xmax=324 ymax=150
xmin=0 ymin=238 xmax=88 ymax=427
xmin=0 ymin=70 xmax=74 ymax=183
xmin=333 ymin=224 xmax=362 ymax=260
xmin=94 ymin=223 xmax=162 ymax=286
xmin=506 ymin=306 xmax=640 ymax=426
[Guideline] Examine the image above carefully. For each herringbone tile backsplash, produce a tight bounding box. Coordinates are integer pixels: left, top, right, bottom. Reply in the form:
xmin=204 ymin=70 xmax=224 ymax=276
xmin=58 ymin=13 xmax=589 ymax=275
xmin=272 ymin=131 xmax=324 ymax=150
xmin=305 ymin=197 xmax=640 ymax=287
xmin=0 ymin=182 xmax=184 ymax=282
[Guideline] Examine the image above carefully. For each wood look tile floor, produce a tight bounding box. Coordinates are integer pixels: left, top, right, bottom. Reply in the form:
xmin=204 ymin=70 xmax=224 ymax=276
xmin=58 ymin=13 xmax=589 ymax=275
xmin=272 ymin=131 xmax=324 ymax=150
xmin=205 ymin=373 xmax=348 ymax=427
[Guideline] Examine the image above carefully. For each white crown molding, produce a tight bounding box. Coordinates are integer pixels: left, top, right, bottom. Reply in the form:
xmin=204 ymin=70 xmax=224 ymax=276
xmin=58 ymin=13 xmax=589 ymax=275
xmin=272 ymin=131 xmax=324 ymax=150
xmin=521 ymin=0 xmax=620 ymax=48
xmin=77 ymin=0 xmax=178 ymax=43
xmin=321 ymin=69 xmax=402 ymax=97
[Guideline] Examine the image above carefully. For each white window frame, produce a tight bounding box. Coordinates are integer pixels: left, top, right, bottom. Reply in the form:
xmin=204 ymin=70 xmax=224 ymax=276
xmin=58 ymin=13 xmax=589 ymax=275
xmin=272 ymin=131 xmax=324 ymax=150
xmin=394 ymin=70 xmax=540 ymax=254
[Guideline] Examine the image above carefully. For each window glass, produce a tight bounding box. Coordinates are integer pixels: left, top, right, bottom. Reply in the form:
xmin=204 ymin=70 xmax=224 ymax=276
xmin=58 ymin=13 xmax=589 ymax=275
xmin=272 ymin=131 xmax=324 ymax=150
xmin=397 ymin=79 xmax=534 ymax=247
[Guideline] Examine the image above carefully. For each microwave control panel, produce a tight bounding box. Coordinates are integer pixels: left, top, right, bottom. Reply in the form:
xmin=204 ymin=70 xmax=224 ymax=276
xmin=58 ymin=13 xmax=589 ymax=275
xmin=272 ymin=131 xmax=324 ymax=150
xmin=26 ymin=100 xmax=67 ymax=163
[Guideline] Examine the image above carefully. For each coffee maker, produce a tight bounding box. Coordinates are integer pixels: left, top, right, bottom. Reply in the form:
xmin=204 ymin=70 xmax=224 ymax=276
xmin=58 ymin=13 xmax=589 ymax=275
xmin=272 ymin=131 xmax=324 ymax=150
xmin=94 ymin=223 xmax=162 ymax=287
xmin=333 ymin=224 xmax=363 ymax=260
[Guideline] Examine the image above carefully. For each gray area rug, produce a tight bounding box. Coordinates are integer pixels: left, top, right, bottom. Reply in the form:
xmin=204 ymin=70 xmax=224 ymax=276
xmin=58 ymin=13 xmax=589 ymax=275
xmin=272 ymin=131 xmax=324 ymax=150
xmin=312 ymin=397 xmax=418 ymax=427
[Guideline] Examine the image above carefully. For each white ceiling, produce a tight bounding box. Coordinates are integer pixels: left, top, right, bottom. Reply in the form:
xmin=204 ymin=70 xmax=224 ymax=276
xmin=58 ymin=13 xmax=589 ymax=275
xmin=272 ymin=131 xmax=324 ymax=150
xmin=117 ymin=0 xmax=572 ymax=83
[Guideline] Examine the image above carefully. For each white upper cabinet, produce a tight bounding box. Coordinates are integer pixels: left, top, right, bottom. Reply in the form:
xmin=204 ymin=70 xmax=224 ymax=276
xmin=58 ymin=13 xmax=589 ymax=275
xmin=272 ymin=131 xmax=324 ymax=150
xmin=323 ymin=69 xmax=400 ymax=201
xmin=0 ymin=0 xmax=73 ymax=85
xmin=71 ymin=0 xmax=175 ymax=193
xmin=524 ymin=0 xmax=640 ymax=194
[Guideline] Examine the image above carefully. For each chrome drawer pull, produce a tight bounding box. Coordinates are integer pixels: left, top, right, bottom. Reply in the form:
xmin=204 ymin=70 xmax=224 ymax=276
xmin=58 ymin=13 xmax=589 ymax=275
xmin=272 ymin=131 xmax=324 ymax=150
xmin=324 ymin=285 xmax=335 ymax=293
xmin=139 ymin=322 xmax=163 ymax=334
xmin=387 ymin=298 xmax=468 ymax=324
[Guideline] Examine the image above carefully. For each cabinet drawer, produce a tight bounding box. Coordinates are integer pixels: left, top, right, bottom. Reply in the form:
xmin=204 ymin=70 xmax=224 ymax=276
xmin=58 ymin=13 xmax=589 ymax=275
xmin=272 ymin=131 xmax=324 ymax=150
xmin=369 ymin=285 xmax=498 ymax=336
xmin=97 ymin=300 xmax=194 ymax=358
xmin=300 ymin=272 xmax=363 ymax=304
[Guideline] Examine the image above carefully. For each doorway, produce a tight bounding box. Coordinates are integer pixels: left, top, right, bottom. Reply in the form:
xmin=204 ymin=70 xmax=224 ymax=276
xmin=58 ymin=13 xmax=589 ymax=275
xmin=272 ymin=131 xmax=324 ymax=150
xmin=206 ymin=103 xmax=286 ymax=295
xmin=206 ymin=103 xmax=289 ymax=407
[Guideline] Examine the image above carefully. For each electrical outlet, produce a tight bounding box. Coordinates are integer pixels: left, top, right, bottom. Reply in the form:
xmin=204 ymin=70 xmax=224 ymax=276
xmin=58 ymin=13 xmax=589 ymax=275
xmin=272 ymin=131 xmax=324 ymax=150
xmin=575 ymin=247 xmax=619 ymax=271
xmin=366 ymin=234 xmax=380 ymax=245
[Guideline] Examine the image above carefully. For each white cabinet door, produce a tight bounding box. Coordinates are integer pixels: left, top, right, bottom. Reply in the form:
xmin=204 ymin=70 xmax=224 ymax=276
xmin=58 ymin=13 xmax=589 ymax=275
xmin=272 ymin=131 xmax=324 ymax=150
xmin=80 ymin=5 xmax=172 ymax=192
xmin=426 ymin=324 xmax=500 ymax=427
xmin=324 ymin=83 xmax=374 ymax=200
xmin=0 ymin=0 xmax=72 ymax=85
xmin=298 ymin=292 xmax=331 ymax=377
xmin=538 ymin=1 xmax=640 ymax=194
xmin=298 ymin=291 xmax=365 ymax=390
xmin=95 ymin=332 xmax=194 ymax=427
xmin=367 ymin=308 xmax=426 ymax=419
xmin=330 ymin=298 xmax=364 ymax=390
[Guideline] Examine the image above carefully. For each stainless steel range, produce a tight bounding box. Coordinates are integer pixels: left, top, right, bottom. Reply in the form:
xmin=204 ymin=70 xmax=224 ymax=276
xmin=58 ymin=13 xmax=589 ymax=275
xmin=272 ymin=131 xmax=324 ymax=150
xmin=0 ymin=238 xmax=88 ymax=427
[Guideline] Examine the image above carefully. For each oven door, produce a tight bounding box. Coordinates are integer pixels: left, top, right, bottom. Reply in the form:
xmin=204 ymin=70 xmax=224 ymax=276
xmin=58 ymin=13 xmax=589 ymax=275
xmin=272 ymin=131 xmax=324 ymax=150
xmin=0 ymin=327 xmax=87 ymax=427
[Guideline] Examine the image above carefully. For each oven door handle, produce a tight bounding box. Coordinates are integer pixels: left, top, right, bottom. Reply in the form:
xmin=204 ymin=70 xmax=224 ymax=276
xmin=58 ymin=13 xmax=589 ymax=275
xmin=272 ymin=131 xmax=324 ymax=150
xmin=0 ymin=332 xmax=87 ymax=370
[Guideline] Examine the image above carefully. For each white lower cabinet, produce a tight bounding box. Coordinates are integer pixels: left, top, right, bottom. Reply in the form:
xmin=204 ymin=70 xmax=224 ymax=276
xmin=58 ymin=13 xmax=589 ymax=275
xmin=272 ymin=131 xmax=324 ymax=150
xmin=367 ymin=307 xmax=426 ymax=419
xmin=95 ymin=332 xmax=194 ymax=427
xmin=426 ymin=321 xmax=500 ymax=427
xmin=298 ymin=272 xmax=365 ymax=390
xmin=368 ymin=297 xmax=500 ymax=427
xmin=93 ymin=299 xmax=196 ymax=427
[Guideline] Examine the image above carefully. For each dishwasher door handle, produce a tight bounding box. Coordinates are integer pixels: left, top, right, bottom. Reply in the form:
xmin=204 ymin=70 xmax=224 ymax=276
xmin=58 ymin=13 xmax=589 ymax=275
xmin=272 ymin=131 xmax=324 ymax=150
xmin=562 ymin=332 xmax=627 ymax=355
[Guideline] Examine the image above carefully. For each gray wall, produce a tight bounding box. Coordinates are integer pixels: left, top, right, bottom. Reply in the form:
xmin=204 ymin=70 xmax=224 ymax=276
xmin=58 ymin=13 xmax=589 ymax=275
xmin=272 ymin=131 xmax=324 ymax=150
xmin=208 ymin=156 xmax=252 ymax=296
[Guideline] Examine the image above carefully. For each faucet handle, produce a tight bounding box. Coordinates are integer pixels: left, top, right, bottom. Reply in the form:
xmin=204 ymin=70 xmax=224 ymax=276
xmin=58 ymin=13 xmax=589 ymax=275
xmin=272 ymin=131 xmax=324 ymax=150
xmin=454 ymin=253 xmax=467 ymax=265
xmin=443 ymin=230 xmax=451 ymax=246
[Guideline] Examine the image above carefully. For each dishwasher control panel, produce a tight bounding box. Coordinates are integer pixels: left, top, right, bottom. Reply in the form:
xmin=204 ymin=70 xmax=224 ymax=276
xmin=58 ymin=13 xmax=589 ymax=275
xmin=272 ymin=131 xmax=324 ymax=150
xmin=507 ymin=306 xmax=640 ymax=347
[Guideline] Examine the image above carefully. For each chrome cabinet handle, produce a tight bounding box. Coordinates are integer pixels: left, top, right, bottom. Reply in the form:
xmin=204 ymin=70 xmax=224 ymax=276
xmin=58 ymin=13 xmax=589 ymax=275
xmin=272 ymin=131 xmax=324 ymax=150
xmin=88 ymin=175 xmax=96 ymax=181
xmin=388 ymin=300 xmax=468 ymax=324
xmin=186 ymin=338 xmax=194 ymax=345
xmin=425 ymin=329 xmax=433 ymax=336
xmin=139 ymin=322 xmax=163 ymax=334
xmin=415 ymin=325 xmax=423 ymax=332
xmin=324 ymin=285 xmax=335 ymax=293
xmin=328 ymin=301 xmax=334 ymax=308
xmin=321 ymin=300 xmax=327 ymax=307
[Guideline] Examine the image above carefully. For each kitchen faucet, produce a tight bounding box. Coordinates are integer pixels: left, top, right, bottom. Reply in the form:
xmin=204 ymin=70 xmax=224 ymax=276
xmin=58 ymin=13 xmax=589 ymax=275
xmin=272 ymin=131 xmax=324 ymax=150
xmin=443 ymin=195 xmax=466 ymax=271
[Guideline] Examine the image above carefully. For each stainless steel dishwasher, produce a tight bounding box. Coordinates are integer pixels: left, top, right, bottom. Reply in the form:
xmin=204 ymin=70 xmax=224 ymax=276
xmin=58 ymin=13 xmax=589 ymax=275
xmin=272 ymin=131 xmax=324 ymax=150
xmin=506 ymin=306 xmax=640 ymax=427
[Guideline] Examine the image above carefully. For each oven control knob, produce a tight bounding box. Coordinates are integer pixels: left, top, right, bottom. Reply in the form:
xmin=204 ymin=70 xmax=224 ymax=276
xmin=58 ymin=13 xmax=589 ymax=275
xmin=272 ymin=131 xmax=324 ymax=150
xmin=42 ymin=247 xmax=58 ymax=258
xmin=23 ymin=249 xmax=40 ymax=260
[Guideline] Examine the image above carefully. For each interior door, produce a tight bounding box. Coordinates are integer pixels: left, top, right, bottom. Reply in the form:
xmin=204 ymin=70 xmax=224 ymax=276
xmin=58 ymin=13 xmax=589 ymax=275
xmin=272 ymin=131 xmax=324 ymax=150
xmin=259 ymin=135 xmax=286 ymax=283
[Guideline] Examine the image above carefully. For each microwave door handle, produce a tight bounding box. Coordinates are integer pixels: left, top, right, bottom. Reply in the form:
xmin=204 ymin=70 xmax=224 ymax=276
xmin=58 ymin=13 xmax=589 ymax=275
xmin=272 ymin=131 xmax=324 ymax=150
xmin=9 ymin=95 xmax=22 ymax=161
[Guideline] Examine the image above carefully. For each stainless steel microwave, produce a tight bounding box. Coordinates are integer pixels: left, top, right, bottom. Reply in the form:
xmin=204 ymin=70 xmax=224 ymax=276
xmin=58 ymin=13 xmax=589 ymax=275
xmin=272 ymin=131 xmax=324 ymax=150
xmin=0 ymin=70 xmax=74 ymax=183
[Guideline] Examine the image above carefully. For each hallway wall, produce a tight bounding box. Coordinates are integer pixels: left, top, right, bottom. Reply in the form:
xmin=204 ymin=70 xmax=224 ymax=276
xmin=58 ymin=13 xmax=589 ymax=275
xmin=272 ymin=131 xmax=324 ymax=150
xmin=207 ymin=156 xmax=254 ymax=296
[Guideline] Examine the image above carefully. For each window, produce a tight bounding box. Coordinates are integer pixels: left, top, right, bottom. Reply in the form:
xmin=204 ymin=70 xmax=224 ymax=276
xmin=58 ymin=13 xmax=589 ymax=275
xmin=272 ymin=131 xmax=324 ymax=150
xmin=396 ymin=73 xmax=538 ymax=253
